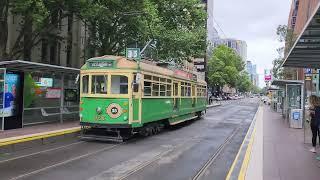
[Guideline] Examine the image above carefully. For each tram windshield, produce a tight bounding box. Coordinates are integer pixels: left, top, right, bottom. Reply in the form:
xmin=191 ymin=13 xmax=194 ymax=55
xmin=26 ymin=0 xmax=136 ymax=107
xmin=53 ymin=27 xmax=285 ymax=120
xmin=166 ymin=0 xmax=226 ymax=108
xmin=91 ymin=75 xmax=108 ymax=94
xmin=81 ymin=74 xmax=129 ymax=95
xmin=111 ymin=75 xmax=128 ymax=94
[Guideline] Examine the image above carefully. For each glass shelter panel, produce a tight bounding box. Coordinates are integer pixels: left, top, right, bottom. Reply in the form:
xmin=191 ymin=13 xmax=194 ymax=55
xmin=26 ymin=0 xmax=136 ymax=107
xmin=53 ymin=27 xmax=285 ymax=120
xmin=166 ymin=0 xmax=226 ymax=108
xmin=23 ymin=73 xmax=63 ymax=125
xmin=287 ymin=85 xmax=302 ymax=109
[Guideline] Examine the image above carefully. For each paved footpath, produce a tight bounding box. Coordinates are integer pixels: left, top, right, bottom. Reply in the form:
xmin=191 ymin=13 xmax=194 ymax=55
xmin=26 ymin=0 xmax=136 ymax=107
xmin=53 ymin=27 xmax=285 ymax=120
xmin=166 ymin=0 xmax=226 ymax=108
xmin=245 ymin=105 xmax=320 ymax=180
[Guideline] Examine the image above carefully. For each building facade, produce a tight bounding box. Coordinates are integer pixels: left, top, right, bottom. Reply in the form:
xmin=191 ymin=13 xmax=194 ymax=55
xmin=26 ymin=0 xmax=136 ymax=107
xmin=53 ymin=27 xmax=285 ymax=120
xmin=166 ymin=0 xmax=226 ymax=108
xmin=5 ymin=13 xmax=88 ymax=69
xmin=286 ymin=0 xmax=320 ymax=80
xmin=214 ymin=38 xmax=247 ymax=61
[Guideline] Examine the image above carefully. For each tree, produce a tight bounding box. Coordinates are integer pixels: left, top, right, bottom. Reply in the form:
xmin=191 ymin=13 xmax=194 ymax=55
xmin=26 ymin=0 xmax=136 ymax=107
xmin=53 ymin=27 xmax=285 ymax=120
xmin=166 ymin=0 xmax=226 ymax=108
xmin=1 ymin=0 xmax=206 ymax=64
xmin=83 ymin=0 xmax=206 ymax=61
xmin=273 ymin=25 xmax=297 ymax=80
xmin=207 ymin=45 xmax=245 ymax=89
xmin=237 ymin=71 xmax=252 ymax=93
xmin=0 ymin=0 xmax=89 ymax=60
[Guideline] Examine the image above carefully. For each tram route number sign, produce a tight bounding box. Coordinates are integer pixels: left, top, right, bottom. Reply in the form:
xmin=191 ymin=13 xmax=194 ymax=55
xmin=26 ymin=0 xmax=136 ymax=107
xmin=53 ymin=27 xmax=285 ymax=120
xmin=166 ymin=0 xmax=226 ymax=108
xmin=126 ymin=48 xmax=141 ymax=61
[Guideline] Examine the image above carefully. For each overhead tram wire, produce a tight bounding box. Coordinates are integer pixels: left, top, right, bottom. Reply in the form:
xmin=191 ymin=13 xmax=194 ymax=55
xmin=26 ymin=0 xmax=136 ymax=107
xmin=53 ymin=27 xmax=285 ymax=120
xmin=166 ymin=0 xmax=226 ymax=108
xmin=207 ymin=9 xmax=227 ymax=38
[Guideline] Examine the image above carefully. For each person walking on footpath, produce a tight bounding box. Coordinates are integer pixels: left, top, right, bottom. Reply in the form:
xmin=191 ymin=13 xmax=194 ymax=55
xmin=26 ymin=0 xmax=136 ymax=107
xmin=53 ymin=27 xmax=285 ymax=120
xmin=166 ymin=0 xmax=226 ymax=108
xmin=309 ymin=95 xmax=320 ymax=153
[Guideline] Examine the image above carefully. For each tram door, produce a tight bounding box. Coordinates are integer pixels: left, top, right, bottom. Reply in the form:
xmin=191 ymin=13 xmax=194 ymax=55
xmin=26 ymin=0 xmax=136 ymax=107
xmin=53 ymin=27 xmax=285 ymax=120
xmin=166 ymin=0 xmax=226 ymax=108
xmin=173 ymin=82 xmax=179 ymax=110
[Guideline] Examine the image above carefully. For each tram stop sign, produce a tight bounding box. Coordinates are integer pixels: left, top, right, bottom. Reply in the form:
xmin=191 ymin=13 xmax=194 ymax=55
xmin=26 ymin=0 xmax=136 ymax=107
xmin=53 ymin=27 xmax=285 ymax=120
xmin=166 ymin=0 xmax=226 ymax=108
xmin=126 ymin=48 xmax=141 ymax=61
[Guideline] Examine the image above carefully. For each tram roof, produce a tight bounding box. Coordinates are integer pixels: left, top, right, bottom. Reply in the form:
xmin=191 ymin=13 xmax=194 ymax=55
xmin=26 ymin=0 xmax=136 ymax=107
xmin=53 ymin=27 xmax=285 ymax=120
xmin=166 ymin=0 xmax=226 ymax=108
xmin=83 ymin=55 xmax=207 ymax=85
xmin=0 ymin=60 xmax=79 ymax=74
xmin=283 ymin=2 xmax=320 ymax=68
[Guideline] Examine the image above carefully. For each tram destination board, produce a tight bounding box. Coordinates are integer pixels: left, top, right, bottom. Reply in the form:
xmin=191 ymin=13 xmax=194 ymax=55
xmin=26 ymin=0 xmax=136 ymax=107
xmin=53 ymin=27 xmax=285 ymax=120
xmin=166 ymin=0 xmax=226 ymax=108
xmin=89 ymin=61 xmax=114 ymax=68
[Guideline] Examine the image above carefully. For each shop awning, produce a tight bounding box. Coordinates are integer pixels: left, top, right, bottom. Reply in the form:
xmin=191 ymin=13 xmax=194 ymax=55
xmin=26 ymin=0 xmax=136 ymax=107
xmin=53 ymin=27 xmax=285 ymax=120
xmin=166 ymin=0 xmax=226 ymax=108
xmin=271 ymin=80 xmax=304 ymax=87
xmin=0 ymin=60 xmax=79 ymax=74
xmin=283 ymin=2 xmax=320 ymax=68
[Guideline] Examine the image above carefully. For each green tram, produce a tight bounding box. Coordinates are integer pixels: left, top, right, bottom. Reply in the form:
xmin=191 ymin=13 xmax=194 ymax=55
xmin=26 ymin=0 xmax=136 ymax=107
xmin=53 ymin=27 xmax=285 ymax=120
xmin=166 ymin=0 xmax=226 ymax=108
xmin=79 ymin=55 xmax=207 ymax=141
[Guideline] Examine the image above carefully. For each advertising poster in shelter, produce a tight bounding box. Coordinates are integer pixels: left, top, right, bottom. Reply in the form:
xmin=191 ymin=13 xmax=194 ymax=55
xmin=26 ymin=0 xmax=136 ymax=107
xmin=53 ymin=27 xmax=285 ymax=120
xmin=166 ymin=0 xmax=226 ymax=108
xmin=0 ymin=73 xmax=20 ymax=117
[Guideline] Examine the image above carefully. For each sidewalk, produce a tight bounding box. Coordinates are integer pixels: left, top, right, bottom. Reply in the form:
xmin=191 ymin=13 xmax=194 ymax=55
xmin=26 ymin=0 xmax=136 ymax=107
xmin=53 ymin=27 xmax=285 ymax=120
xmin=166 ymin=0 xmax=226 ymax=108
xmin=0 ymin=121 xmax=79 ymax=139
xmin=247 ymin=105 xmax=320 ymax=180
xmin=0 ymin=121 xmax=80 ymax=153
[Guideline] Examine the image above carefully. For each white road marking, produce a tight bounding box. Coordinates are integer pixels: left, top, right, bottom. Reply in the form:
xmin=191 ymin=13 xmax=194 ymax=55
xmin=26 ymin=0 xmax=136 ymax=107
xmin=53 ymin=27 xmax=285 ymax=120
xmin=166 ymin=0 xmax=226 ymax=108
xmin=0 ymin=141 xmax=84 ymax=164
xmin=9 ymin=144 xmax=120 ymax=180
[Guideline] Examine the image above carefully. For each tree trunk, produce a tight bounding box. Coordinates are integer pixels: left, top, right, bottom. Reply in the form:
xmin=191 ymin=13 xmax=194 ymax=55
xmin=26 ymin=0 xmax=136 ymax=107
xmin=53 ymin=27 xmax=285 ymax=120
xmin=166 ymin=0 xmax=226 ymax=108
xmin=0 ymin=0 xmax=9 ymax=59
xmin=23 ymin=16 xmax=32 ymax=60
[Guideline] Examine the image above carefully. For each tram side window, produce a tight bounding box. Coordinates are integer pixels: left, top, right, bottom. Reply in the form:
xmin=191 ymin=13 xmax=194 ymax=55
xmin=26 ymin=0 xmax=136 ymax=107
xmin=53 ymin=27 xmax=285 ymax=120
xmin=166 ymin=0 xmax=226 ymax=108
xmin=186 ymin=83 xmax=191 ymax=96
xmin=174 ymin=83 xmax=178 ymax=96
xmin=152 ymin=83 xmax=159 ymax=96
xmin=91 ymin=75 xmax=108 ymax=94
xmin=181 ymin=82 xmax=185 ymax=97
xmin=144 ymin=81 xmax=152 ymax=96
xmin=167 ymin=84 xmax=172 ymax=96
xmin=111 ymin=75 xmax=128 ymax=94
xmin=82 ymin=75 xmax=89 ymax=93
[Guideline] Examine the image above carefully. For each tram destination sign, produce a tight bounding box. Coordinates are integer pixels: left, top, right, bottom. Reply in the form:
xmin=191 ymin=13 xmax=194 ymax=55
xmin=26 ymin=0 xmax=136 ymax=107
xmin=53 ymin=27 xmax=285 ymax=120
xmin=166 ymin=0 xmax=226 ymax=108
xmin=89 ymin=61 xmax=114 ymax=68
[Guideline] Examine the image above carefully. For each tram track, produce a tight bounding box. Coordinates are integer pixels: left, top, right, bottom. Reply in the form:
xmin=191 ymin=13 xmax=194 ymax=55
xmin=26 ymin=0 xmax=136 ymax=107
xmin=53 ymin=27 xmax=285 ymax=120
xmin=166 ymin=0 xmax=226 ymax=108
xmin=7 ymin=141 xmax=126 ymax=180
xmin=108 ymin=125 xmax=242 ymax=180
xmin=192 ymin=125 xmax=242 ymax=180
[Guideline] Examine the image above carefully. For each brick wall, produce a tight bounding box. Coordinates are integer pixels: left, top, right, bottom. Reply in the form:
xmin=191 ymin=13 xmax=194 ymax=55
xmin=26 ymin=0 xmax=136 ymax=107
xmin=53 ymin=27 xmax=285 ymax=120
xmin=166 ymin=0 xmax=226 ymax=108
xmin=288 ymin=0 xmax=320 ymax=36
xmin=287 ymin=0 xmax=320 ymax=80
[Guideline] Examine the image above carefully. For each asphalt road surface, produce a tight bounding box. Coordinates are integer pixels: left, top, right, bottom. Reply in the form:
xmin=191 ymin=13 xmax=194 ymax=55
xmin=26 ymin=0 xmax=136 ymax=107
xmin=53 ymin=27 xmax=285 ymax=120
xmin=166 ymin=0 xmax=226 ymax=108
xmin=0 ymin=98 xmax=259 ymax=180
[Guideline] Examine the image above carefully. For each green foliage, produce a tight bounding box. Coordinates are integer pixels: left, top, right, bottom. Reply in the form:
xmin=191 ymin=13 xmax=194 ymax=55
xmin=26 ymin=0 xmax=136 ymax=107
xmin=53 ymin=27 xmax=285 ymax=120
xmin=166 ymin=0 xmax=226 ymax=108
xmin=208 ymin=45 xmax=245 ymax=88
xmin=273 ymin=25 xmax=297 ymax=80
xmin=82 ymin=0 xmax=206 ymax=61
xmin=23 ymin=73 xmax=37 ymax=108
xmin=1 ymin=0 xmax=206 ymax=62
xmin=237 ymin=71 xmax=252 ymax=92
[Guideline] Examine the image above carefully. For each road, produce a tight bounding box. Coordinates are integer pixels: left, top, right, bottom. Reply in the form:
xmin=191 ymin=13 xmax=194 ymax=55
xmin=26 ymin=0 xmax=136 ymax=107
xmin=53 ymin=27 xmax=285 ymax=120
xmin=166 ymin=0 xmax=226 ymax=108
xmin=0 ymin=98 xmax=259 ymax=180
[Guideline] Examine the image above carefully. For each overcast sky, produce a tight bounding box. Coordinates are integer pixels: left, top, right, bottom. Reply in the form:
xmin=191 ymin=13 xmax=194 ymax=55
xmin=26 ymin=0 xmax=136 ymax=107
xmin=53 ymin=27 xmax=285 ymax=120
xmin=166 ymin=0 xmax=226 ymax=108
xmin=213 ymin=0 xmax=291 ymax=87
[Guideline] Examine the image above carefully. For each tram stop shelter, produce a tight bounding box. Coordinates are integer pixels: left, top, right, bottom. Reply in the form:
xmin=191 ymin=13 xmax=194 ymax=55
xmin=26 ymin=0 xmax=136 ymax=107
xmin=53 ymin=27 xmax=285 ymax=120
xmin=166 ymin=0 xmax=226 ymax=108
xmin=267 ymin=87 xmax=282 ymax=113
xmin=0 ymin=60 xmax=80 ymax=131
xmin=271 ymin=80 xmax=304 ymax=129
xmin=279 ymin=3 xmax=320 ymax=144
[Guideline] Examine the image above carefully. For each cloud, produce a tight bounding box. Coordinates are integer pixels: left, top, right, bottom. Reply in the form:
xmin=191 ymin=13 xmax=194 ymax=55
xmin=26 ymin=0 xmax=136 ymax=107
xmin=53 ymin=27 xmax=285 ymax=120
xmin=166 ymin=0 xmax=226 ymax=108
xmin=212 ymin=0 xmax=292 ymax=87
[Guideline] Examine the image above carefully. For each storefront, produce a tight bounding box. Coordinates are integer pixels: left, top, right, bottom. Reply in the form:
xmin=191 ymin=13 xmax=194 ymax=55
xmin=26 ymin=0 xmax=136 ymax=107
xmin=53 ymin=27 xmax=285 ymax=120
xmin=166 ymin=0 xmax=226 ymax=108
xmin=0 ymin=60 xmax=79 ymax=130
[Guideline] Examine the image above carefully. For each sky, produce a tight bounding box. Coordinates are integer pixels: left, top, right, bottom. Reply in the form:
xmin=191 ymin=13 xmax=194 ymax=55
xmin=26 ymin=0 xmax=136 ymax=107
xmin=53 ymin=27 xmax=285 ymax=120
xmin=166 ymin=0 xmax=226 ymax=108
xmin=212 ymin=0 xmax=292 ymax=87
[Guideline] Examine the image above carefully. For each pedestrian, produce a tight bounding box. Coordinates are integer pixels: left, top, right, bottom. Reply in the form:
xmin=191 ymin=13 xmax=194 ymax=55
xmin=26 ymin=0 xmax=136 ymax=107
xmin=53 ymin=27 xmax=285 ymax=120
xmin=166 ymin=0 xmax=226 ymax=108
xmin=309 ymin=95 xmax=320 ymax=153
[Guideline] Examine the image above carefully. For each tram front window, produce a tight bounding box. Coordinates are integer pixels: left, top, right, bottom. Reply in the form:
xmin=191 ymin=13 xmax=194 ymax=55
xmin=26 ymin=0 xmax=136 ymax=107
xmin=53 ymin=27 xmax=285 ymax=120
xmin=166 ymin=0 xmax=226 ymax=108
xmin=82 ymin=75 xmax=89 ymax=93
xmin=111 ymin=75 xmax=128 ymax=94
xmin=91 ymin=75 xmax=108 ymax=94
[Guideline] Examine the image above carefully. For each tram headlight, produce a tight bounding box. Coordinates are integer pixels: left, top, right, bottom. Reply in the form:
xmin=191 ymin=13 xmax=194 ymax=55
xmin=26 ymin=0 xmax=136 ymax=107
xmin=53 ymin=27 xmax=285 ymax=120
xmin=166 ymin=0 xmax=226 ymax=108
xmin=96 ymin=107 xmax=102 ymax=114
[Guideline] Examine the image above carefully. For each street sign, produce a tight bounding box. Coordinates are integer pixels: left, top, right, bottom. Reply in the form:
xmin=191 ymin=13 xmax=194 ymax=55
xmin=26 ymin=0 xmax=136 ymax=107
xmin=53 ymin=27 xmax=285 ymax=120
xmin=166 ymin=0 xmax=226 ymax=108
xmin=126 ymin=48 xmax=141 ymax=61
xmin=305 ymin=68 xmax=312 ymax=74
xmin=264 ymin=69 xmax=272 ymax=82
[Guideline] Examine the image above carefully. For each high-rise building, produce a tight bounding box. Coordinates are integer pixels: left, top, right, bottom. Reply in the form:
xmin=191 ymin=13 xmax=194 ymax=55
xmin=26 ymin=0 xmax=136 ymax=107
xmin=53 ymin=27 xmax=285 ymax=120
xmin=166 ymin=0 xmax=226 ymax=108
xmin=206 ymin=0 xmax=219 ymax=46
xmin=246 ymin=61 xmax=259 ymax=87
xmin=214 ymin=38 xmax=247 ymax=61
